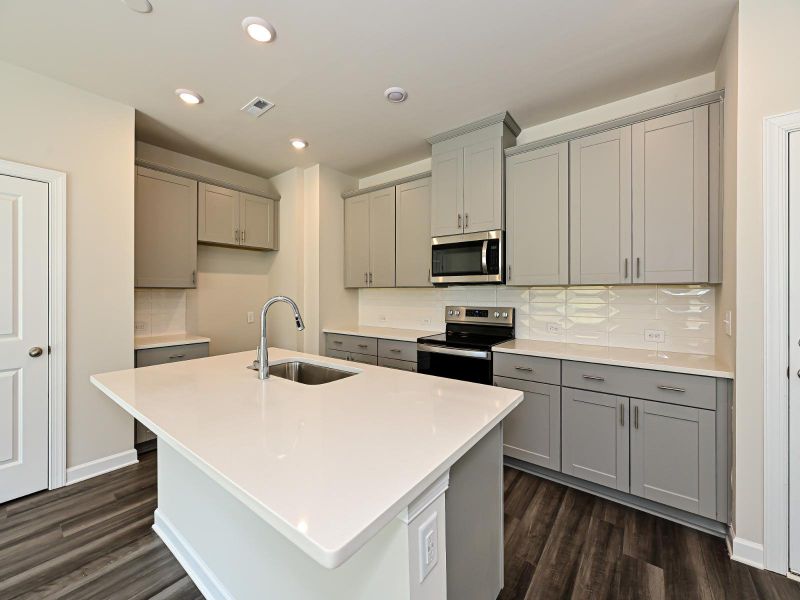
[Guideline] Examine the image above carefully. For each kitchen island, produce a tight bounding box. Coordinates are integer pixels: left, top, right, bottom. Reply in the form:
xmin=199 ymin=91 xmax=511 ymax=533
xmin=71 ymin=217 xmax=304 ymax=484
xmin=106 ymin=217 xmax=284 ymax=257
xmin=91 ymin=348 xmax=522 ymax=600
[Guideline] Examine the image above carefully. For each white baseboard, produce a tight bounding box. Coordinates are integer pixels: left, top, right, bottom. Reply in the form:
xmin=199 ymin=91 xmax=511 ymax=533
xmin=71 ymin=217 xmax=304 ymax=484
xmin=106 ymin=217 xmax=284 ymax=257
xmin=65 ymin=449 xmax=138 ymax=485
xmin=153 ymin=509 xmax=232 ymax=600
xmin=729 ymin=529 xmax=765 ymax=569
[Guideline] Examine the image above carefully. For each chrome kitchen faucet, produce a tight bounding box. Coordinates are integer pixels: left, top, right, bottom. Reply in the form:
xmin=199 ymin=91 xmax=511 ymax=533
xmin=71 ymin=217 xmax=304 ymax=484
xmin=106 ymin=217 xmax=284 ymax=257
xmin=258 ymin=296 xmax=305 ymax=379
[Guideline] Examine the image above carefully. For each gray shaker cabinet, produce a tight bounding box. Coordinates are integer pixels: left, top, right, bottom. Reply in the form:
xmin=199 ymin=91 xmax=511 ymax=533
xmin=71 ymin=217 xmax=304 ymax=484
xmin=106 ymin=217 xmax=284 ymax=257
xmin=395 ymin=177 xmax=432 ymax=287
xmin=630 ymin=398 xmax=716 ymax=518
xmin=462 ymin=138 xmax=503 ymax=233
xmin=430 ymin=148 xmax=464 ymax=237
xmin=198 ymin=182 xmax=239 ymax=246
xmin=344 ymin=193 xmax=371 ymax=288
xmin=561 ymin=387 xmax=630 ymax=492
xmin=569 ymin=126 xmax=632 ymax=285
xmin=505 ymin=142 xmax=569 ymax=285
xmin=494 ymin=376 xmax=561 ymax=471
xmin=632 ymin=106 xmax=710 ymax=284
xmin=135 ymin=166 xmax=198 ymax=288
xmin=239 ymin=192 xmax=276 ymax=250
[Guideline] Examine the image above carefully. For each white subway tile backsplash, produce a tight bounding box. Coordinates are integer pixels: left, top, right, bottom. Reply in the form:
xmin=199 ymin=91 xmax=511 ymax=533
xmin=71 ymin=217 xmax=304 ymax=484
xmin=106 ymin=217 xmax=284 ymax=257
xmin=359 ymin=284 xmax=716 ymax=356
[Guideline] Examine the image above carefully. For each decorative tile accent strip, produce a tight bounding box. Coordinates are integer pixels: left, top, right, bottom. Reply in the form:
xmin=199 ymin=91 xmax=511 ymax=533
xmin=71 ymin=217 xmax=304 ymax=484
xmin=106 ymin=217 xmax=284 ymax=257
xmin=359 ymin=284 xmax=716 ymax=356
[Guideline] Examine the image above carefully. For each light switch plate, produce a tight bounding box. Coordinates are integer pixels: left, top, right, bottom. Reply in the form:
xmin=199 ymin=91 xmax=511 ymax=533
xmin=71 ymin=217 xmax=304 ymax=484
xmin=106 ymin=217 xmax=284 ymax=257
xmin=724 ymin=310 xmax=733 ymax=336
xmin=247 ymin=311 xmax=255 ymax=324
xmin=418 ymin=512 xmax=438 ymax=583
xmin=644 ymin=329 xmax=665 ymax=343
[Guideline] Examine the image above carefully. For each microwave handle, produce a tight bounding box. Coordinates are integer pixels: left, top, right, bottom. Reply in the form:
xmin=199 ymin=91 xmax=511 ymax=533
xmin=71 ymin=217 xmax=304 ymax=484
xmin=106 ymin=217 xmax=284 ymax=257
xmin=481 ymin=240 xmax=489 ymax=274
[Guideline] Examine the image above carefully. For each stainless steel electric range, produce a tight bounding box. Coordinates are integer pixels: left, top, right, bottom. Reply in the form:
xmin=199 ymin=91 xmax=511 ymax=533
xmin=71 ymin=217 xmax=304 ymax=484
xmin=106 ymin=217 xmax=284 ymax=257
xmin=416 ymin=306 xmax=514 ymax=385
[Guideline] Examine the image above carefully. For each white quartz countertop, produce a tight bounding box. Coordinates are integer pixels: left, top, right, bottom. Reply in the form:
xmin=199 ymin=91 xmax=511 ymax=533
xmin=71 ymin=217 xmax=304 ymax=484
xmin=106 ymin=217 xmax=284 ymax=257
xmin=493 ymin=339 xmax=734 ymax=379
xmin=90 ymin=348 xmax=522 ymax=569
xmin=322 ymin=325 xmax=439 ymax=343
xmin=134 ymin=333 xmax=211 ymax=351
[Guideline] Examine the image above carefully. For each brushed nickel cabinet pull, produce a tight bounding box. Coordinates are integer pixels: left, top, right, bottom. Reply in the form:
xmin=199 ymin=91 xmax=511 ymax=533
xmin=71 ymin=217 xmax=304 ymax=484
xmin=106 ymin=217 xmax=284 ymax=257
xmin=634 ymin=405 xmax=640 ymax=429
xmin=369 ymin=272 xmax=373 ymax=285
xmin=364 ymin=272 xmax=368 ymax=284
xmin=514 ymin=366 xmax=534 ymax=372
xmin=624 ymin=258 xmax=628 ymax=279
xmin=457 ymin=213 xmax=462 ymax=228
xmin=657 ymin=385 xmax=686 ymax=393
xmin=636 ymin=257 xmax=641 ymax=279
xmin=583 ymin=374 xmax=605 ymax=382
xmin=168 ymin=354 xmax=186 ymax=360
xmin=390 ymin=348 xmax=402 ymax=353
xmin=620 ymin=404 xmax=625 ymax=427
xmin=508 ymin=265 xmax=512 ymax=281
xmin=357 ymin=344 xmax=368 ymax=349
xmin=234 ymin=229 xmax=240 ymax=243
xmin=242 ymin=230 xmax=246 ymax=243
xmin=333 ymin=340 xmax=343 ymax=345
xmin=465 ymin=213 xmax=469 ymax=228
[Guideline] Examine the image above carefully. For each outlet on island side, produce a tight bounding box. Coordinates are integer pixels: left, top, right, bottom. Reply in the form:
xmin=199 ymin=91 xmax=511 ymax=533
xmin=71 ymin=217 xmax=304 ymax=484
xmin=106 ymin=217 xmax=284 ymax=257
xmin=418 ymin=512 xmax=439 ymax=583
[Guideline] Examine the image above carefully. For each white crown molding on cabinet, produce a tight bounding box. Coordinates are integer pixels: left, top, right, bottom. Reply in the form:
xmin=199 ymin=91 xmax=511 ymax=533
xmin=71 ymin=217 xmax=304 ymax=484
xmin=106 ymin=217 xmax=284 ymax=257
xmin=505 ymin=90 xmax=725 ymax=157
xmin=341 ymin=170 xmax=432 ymax=199
xmin=426 ymin=112 xmax=521 ymax=145
xmin=0 ymin=158 xmax=68 ymax=491
xmin=762 ymin=109 xmax=800 ymax=575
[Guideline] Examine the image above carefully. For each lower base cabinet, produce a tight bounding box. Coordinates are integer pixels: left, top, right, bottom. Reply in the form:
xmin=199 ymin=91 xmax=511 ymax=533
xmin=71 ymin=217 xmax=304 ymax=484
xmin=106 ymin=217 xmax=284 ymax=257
xmin=325 ymin=334 xmax=417 ymax=371
xmin=494 ymin=376 xmax=560 ymax=470
xmin=630 ymin=398 xmax=717 ymax=518
xmin=561 ymin=388 xmax=630 ymax=492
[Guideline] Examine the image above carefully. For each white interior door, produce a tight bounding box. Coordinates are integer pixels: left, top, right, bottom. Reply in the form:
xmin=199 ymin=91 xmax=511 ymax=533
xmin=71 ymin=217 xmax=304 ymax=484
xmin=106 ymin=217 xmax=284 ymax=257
xmin=790 ymin=131 xmax=800 ymax=574
xmin=0 ymin=175 xmax=49 ymax=503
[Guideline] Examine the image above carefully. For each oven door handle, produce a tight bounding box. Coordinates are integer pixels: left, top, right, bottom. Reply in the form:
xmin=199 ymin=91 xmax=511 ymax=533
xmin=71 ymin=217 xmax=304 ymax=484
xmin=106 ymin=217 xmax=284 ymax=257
xmin=481 ymin=240 xmax=489 ymax=274
xmin=417 ymin=343 xmax=491 ymax=360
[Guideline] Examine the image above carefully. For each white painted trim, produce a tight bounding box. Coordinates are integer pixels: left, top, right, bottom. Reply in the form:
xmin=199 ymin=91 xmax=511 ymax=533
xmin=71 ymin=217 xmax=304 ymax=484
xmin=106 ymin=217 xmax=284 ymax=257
xmin=153 ymin=509 xmax=233 ymax=600
xmin=65 ymin=449 xmax=138 ymax=485
xmin=399 ymin=471 xmax=450 ymax=524
xmin=763 ymin=110 xmax=800 ymax=574
xmin=731 ymin=531 xmax=766 ymax=570
xmin=0 ymin=159 xmax=68 ymax=490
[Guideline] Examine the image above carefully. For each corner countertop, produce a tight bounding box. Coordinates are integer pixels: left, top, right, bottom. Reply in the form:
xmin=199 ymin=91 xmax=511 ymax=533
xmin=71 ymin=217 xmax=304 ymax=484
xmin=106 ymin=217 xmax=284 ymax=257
xmin=493 ymin=339 xmax=734 ymax=379
xmin=322 ymin=325 xmax=439 ymax=343
xmin=134 ymin=333 xmax=211 ymax=351
xmin=90 ymin=348 xmax=522 ymax=569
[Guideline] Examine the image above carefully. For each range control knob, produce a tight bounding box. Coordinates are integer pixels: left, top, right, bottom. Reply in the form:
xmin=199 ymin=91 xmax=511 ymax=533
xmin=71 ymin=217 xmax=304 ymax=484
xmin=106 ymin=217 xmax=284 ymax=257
xmin=448 ymin=310 xmax=454 ymax=316
xmin=455 ymin=310 xmax=461 ymax=316
xmin=494 ymin=311 xmax=500 ymax=318
xmin=502 ymin=311 xmax=509 ymax=318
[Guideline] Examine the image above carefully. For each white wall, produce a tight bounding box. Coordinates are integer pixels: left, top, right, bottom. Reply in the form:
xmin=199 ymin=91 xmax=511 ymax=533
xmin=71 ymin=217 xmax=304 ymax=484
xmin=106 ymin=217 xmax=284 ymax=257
xmin=734 ymin=0 xmax=800 ymax=549
xmin=0 ymin=61 xmax=135 ymax=468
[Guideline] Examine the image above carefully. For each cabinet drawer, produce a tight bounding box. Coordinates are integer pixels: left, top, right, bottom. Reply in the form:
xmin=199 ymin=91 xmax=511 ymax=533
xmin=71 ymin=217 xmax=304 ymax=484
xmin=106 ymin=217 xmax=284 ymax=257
xmin=135 ymin=343 xmax=209 ymax=368
xmin=493 ymin=352 xmax=560 ymax=385
xmin=562 ymin=361 xmax=716 ymax=410
xmin=326 ymin=334 xmax=377 ymax=355
xmin=349 ymin=352 xmax=378 ymax=366
xmin=327 ymin=349 xmax=349 ymax=360
xmin=378 ymin=356 xmax=417 ymax=372
xmin=378 ymin=339 xmax=417 ymax=362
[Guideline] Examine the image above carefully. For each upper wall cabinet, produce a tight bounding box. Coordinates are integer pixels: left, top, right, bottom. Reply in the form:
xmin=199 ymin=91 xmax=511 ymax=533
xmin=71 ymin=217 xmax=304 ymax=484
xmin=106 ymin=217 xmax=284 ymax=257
xmin=198 ymin=183 xmax=277 ymax=251
xmin=569 ymin=126 xmax=633 ymax=285
xmin=344 ymin=189 xmax=396 ymax=288
xmin=135 ymin=166 xmax=198 ymax=288
xmin=396 ymin=177 xmax=433 ymax=287
xmin=567 ymin=103 xmax=721 ymax=285
xmin=428 ymin=113 xmax=519 ymax=237
xmin=506 ymin=142 xmax=569 ymax=286
xmin=632 ymin=106 xmax=709 ymax=283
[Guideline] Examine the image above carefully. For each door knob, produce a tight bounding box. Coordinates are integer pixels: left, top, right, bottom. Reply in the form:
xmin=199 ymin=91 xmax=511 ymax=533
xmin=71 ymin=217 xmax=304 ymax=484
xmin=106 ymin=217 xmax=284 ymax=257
xmin=29 ymin=347 xmax=44 ymax=358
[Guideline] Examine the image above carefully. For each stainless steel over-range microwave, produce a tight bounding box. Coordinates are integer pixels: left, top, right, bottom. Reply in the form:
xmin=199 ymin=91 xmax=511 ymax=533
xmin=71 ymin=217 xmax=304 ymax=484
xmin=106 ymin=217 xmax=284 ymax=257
xmin=431 ymin=230 xmax=504 ymax=285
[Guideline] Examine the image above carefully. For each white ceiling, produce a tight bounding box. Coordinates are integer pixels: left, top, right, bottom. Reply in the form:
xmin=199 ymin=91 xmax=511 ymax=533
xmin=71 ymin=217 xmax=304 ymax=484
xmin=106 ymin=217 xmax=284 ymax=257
xmin=0 ymin=0 xmax=736 ymax=179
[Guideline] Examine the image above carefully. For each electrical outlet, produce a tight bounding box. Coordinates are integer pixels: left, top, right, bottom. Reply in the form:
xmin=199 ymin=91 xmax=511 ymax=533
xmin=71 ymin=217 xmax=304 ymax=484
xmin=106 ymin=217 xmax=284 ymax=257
xmin=547 ymin=322 xmax=562 ymax=335
xmin=379 ymin=315 xmax=387 ymax=323
xmin=247 ymin=311 xmax=255 ymax=324
xmin=134 ymin=321 xmax=147 ymax=333
xmin=423 ymin=318 xmax=431 ymax=326
xmin=418 ymin=512 xmax=438 ymax=583
xmin=644 ymin=329 xmax=665 ymax=343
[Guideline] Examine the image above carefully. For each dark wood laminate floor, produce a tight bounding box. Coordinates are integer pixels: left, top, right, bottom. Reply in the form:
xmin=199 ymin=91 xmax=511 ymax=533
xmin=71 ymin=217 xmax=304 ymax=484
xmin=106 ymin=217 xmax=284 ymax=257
xmin=2 ymin=455 xmax=799 ymax=599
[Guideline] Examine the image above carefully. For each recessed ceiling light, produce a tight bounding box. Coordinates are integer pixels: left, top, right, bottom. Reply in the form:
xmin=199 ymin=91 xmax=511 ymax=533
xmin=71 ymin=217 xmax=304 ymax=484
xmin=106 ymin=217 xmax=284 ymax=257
xmin=122 ymin=0 xmax=152 ymax=14
xmin=242 ymin=16 xmax=276 ymax=43
xmin=175 ymin=89 xmax=203 ymax=105
xmin=290 ymin=138 xmax=308 ymax=150
xmin=384 ymin=87 xmax=408 ymax=103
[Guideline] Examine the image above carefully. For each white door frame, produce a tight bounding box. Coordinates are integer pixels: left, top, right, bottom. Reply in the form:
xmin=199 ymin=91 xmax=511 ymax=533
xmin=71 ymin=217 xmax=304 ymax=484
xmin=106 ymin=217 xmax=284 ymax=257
xmin=0 ymin=158 xmax=67 ymax=491
xmin=763 ymin=110 xmax=800 ymax=574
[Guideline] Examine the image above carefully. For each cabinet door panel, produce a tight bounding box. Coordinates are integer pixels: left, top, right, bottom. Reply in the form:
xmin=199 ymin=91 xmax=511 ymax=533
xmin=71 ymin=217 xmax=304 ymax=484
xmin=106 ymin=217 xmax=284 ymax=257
xmin=135 ymin=167 xmax=198 ymax=288
xmin=506 ymin=143 xmax=568 ymax=285
xmin=569 ymin=127 xmax=632 ymax=284
xmin=344 ymin=194 xmax=371 ymax=288
xmin=630 ymin=399 xmax=716 ymax=518
xmin=494 ymin=376 xmax=560 ymax=471
xmin=239 ymin=193 xmax=275 ymax=250
xmin=632 ymin=106 xmax=709 ymax=283
xmin=463 ymin=138 xmax=502 ymax=232
xmin=561 ymin=388 xmax=629 ymax=492
xmin=369 ymin=187 xmax=396 ymax=287
xmin=396 ymin=178 xmax=432 ymax=287
xmin=198 ymin=183 xmax=240 ymax=245
xmin=431 ymin=149 xmax=464 ymax=237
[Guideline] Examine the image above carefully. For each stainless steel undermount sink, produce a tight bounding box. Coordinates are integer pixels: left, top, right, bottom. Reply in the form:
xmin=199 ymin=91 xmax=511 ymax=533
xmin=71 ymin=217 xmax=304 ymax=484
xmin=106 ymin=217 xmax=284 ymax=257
xmin=267 ymin=361 xmax=356 ymax=385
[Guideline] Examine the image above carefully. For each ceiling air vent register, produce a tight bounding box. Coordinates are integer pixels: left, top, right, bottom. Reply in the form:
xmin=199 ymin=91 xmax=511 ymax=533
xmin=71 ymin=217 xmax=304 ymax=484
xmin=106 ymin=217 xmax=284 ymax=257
xmin=241 ymin=97 xmax=275 ymax=118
